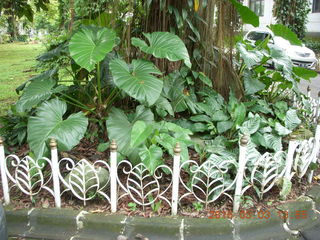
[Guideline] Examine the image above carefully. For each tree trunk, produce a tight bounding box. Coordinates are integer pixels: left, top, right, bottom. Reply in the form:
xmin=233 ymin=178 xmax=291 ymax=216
xmin=68 ymin=0 xmax=75 ymax=32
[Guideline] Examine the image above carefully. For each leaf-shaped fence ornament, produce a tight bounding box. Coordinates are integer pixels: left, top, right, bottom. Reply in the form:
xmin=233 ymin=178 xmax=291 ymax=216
xmin=179 ymin=158 xmax=237 ymax=208
xmin=116 ymin=160 xmax=172 ymax=208
xmin=4 ymin=155 xmax=53 ymax=197
xmin=293 ymin=138 xmax=316 ymax=178
xmin=132 ymin=32 xmax=191 ymax=68
xmin=60 ymin=158 xmax=110 ymax=206
xmin=249 ymin=151 xmax=287 ymax=199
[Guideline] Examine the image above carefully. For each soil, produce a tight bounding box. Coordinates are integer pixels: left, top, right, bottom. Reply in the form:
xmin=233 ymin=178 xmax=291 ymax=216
xmin=1 ymin=139 xmax=320 ymax=218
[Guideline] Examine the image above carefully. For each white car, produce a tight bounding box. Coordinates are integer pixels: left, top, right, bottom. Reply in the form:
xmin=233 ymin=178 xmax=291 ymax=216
xmin=244 ymin=27 xmax=318 ymax=69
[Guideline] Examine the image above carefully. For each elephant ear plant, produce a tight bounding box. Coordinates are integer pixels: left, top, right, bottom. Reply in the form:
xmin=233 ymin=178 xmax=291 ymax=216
xmin=69 ymin=25 xmax=117 ymax=109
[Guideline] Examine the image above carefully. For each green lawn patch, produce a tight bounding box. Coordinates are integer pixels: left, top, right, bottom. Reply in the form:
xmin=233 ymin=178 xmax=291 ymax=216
xmin=0 ymin=43 xmax=44 ymax=115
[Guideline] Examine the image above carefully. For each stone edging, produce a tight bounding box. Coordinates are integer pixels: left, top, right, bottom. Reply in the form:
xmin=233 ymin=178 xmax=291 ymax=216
xmin=4 ymin=184 xmax=320 ymax=240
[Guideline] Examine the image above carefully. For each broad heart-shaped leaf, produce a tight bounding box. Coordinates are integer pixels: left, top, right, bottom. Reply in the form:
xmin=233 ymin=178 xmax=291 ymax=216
xmin=275 ymin=122 xmax=292 ymax=136
xmin=269 ymin=24 xmax=302 ymax=46
xmin=240 ymin=115 xmax=261 ymax=135
xmin=229 ymin=0 xmax=259 ymax=27
xmin=244 ymin=71 xmax=266 ymax=95
xmin=106 ymin=106 xmax=154 ymax=162
xmin=285 ymin=109 xmax=301 ymax=130
xmin=131 ymin=120 xmax=154 ymax=148
xmin=139 ymin=145 xmax=163 ymax=175
xmin=16 ymin=77 xmax=67 ymax=113
xmin=293 ymin=67 xmax=317 ymax=80
xmin=69 ymin=25 xmax=116 ymax=72
xmin=27 ymin=99 xmax=88 ymax=160
xmin=262 ymin=134 xmax=282 ymax=152
xmin=269 ymin=45 xmax=293 ymax=79
xmin=131 ymin=32 xmax=191 ymax=68
xmin=110 ymin=59 xmax=163 ymax=106
xmin=237 ymin=42 xmax=264 ymax=69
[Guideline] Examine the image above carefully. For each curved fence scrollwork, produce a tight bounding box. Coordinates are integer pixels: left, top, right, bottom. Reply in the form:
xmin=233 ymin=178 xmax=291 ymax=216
xmin=0 ymin=115 xmax=320 ymax=214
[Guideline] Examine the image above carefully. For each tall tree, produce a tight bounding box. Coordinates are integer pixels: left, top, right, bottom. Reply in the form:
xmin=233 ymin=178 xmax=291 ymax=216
xmin=0 ymin=0 xmax=49 ymax=40
xmin=273 ymin=0 xmax=311 ymax=39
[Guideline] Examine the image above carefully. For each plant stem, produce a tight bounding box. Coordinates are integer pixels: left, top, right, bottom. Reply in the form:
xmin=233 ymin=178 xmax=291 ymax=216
xmin=97 ymin=61 xmax=102 ymax=107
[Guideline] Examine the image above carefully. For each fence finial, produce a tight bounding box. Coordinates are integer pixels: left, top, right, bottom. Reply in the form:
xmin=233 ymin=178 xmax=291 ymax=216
xmin=0 ymin=136 xmax=3 ymax=146
xmin=110 ymin=139 xmax=117 ymax=152
xmin=289 ymin=134 xmax=297 ymax=141
xmin=50 ymin=138 xmax=57 ymax=149
xmin=174 ymin=142 xmax=181 ymax=155
xmin=240 ymin=135 xmax=249 ymax=146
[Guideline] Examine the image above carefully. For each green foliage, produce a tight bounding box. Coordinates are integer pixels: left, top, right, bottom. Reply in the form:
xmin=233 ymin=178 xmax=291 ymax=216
xmin=27 ymin=98 xmax=88 ymax=159
xmin=273 ymin=0 xmax=311 ymax=39
xmin=106 ymin=106 xmax=154 ymax=162
xmin=240 ymin=195 xmax=255 ymax=209
xmin=110 ymin=59 xmax=163 ymax=106
xmin=128 ymin=202 xmax=137 ymax=211
xmin=132 ymin=32 xmax=191 ymax=68
xmin=228 ymin=0 xmax=259 ymax=27
xmin=192 ymin=202 xmax=204 ymax=211
xmin=305 ymin=40 xmax=320 ymax=54
xmin=15 ymin=69 xmax=66 ymax=112
xmin=269 ymin=24 xmax=302 ymax=46
xmin=0 ymin=107 xmax=28 ymax=146
xmin=280 ymin=178 xmax=292 ymax=199
xmin=69 ymin=25 xmax=116 ymax=72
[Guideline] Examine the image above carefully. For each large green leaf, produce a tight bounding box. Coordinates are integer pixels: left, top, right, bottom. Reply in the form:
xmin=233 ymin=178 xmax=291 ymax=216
xmin=131 ymin=32 xmax=191 ymax=68
xmin=217 ymin=121 xmax=233 ymax=134
xmin=139 ymin=145 xmax=163 ymax=175
xmin=69 ymin=25 xmax=116 ymax=72
xmin=269 ymin=45 xmax=293 ymax=79
xmin=16 ymin=68 xmax=58 ymax=94
xmin=269 ymin=24 xmax=302 ymax=46
xmin=237 ymin=43 xmax=264 ymax=69
xmin=27 ymin=99 xmax=88 ymax=159
xmin=285 ymin=109 xmax=301 ymax=130
xmin=275 ymin=122 xmax=292 ymax=136
xmin=16 ymin=77 xmax=67 ymax=113
xmin=131 ymin=121 xmax=154 ymax=148
xmin=262 ymin=134 xmax=282 ymax=152
xmin=110 ymin=59 xmax=163 ymax=106
xmin=244 ymin=72 xmax=266 ymax=95
xmin=293 ymin=67 xmax=317 ymax=80
xmin=106 ymin=106 xmax=154 ymax=159
xmin=240 ymin=115 xmax=261 ymax=135
xmin=229 ymin=0 xmax=259 ymax=27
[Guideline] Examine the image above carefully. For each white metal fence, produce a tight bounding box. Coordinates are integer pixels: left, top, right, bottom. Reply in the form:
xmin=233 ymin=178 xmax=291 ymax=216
xmin=1 ymin=127 xmax=319 ymax=215
xmin=0 ymin=89 xmax=320 ymax=215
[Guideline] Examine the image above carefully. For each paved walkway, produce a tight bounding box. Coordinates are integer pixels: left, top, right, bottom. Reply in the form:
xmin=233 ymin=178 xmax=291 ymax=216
xmin=299 ymin=74 xmax=320 ymax=98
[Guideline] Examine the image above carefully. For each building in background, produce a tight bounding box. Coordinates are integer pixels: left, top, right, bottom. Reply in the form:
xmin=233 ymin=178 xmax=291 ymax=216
xmin=243 ymin=0 xmax=320 ymax=37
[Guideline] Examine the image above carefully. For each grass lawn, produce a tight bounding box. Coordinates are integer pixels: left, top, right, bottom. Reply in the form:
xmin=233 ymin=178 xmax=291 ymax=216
xmin=0 ymin=42 xmax=44 ymax=115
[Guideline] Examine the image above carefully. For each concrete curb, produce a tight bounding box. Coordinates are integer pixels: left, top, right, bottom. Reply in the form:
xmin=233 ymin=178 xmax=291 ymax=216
xmin=4 ymin=184 xmax=320 ymax=240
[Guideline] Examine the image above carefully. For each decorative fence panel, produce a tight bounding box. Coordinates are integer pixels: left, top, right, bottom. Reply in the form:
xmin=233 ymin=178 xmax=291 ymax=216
xmin=1 ymin=127 xmax=320 ymax=215
xmin=1 ymin=88 xmax=320 ymax=215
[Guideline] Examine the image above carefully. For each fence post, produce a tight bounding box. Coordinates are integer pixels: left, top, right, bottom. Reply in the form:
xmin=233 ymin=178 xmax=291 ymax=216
xmin=171 ymin=143 xmax=181 ymax=216
xmin=315 ymin=91 xmax=320 ymax=124
xmin=307 ymin=85 xmax=311 ymax=98
xmin=308 ymin=121 xmax=320 ymax=183
xmin=233 ymin=135 xmax=249 ymax=213
xmin=110 ymin=140 xmax=118 ymax=213
xmin=0 ymin=137 xmax=10 ymax=205
xmin=285 ymin=135 xmax=299 ymax=180
xmin=50 ymin=139 xmax=61 ymax=208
